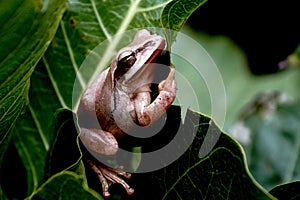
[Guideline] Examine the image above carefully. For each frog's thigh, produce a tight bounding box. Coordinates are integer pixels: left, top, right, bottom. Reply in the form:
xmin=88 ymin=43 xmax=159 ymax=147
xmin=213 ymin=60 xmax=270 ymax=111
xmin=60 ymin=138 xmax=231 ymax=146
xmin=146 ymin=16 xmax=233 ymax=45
xmin=80 ymin=128 xmax=118 ymax=156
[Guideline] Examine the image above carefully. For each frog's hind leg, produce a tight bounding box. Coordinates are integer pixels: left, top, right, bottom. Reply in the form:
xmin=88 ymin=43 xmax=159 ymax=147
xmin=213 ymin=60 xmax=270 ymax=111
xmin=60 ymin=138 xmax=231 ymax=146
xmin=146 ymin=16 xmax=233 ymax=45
xmin=87 ymin=160 xmax=134 ymax=198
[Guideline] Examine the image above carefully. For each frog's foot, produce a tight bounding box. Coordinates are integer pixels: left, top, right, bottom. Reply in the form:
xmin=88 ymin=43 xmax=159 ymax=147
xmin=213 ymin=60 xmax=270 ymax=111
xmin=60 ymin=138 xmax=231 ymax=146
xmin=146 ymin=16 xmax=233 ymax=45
xmin=87 ymin=160 xmax=134 ymax=198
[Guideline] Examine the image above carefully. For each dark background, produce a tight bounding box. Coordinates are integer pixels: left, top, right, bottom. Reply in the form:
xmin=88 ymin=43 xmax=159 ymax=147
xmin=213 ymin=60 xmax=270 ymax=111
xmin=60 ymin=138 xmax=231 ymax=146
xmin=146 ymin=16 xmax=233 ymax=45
xmin=187 ymin=0 xmax=300 ymax=75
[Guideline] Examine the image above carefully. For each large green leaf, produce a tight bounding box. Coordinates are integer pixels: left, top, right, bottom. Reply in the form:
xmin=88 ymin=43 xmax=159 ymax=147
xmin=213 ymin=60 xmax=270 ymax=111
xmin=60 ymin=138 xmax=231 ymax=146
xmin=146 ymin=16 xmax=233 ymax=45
xmin=133 ymin=106 xmax=275 ymax=199
xmin=26 ymin=107 xmax=276 ymax=199
xmin=0 ymin=0 xmax=66 ymax=164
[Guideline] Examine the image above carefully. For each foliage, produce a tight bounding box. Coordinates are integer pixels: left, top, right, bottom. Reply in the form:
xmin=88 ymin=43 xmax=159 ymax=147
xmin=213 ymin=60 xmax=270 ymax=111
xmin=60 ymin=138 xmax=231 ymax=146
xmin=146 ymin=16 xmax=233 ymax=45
xmin=0 ymin=0 xmax=299 ymax=199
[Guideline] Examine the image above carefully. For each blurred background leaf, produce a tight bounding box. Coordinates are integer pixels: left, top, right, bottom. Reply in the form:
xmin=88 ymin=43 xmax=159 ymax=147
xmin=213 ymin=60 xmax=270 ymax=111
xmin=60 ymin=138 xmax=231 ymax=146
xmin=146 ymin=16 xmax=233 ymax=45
xmin=232 ymin=93 xmax=300 ymax=190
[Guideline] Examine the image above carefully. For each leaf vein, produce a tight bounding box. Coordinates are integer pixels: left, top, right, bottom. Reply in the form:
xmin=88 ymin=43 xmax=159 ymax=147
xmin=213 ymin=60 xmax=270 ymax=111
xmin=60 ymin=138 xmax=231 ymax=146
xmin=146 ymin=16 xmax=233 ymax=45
xmin=163 ymin=146 xmax=240 ymax=199
xmin=15 ymin=129 xmax=39 ymax=191
xmin=42 ymin=57 xmax=68 ymax=109
xmin=60 ymin=21 xmax=86 ymax=90
xmin=29 ymin=104 xmax=50 ymax=151
xmin=0 ymin=82 xmax=28 ymax=144
xmin=137 ymin=1 xmax=172 ymax=12
xmin=90 ymin=0 xmax=112 ymax=41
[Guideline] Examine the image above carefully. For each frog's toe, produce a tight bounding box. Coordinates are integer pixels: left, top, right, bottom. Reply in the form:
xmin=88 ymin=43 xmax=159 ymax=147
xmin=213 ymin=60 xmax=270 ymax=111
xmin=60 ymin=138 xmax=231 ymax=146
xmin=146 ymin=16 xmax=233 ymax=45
xmin=87 ymin=160 xmax=134 ymax=198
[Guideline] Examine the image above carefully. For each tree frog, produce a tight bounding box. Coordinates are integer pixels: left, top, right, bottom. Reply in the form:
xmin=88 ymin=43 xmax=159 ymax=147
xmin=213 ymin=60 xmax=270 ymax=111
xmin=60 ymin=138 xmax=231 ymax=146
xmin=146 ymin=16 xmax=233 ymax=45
xmin=77 ymin=29 xmax=176 ymax=198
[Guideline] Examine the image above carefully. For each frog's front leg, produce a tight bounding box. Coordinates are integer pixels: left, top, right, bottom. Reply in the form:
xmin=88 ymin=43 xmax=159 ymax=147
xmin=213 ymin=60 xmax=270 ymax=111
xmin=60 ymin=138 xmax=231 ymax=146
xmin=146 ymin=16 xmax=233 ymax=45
xmin=80 ymin=128 xmax=134 ymax=197
xmin=135 ymin=65 xmax=176 ymax=126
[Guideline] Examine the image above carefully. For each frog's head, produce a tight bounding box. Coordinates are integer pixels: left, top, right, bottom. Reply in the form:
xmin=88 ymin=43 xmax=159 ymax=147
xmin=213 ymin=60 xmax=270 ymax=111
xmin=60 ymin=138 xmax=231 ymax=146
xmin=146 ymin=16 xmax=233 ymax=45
xmin=111 ymin=29 xmax=166 ymax=93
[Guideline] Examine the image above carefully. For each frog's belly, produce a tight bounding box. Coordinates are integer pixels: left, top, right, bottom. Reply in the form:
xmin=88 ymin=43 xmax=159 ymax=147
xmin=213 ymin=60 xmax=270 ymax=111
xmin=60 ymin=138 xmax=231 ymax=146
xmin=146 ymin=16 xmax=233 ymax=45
xmin=102 ymin=88 xmax=137 ymax=137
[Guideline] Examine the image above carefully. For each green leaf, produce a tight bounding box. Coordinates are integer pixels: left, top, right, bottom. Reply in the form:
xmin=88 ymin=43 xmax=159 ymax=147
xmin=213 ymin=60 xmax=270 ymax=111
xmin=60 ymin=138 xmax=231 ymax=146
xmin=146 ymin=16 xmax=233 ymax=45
xmin=161 ymin=0 xmax=207 ymax=45
xmin=84 ymin=106 xmax=275 ymax=199
xmin=146 ymin=107 xmax=275 ymax=199
xmin=44 ymin=108 xmax=81 ymax=179
xmin=12 ymin=108 xmax=50 ymax=196
xmin=29 ymin=172 xmax=102 ymax=200
xmin=0 ymin=0 xmax=66 ymax=164
xmin=25 ymin=109 xmax=102 ymax=200
xmin=10 ymin=107 xmax=81 ymax=198
xmin=6 ymin=60 xmax=67 ymax=197
xmin=269 ymin=181 xmax=300 ymax=200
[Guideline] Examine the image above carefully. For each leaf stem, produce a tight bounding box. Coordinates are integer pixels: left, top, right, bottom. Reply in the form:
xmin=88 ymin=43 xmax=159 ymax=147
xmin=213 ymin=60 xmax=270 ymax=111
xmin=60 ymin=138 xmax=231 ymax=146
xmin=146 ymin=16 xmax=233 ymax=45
xmin=29 ymin=104 xmax=50 ymax=151
xmin=90 ymin=0 xmax=112 ymax=42
xmin=136 ymin=1 xmax=171 ymax=12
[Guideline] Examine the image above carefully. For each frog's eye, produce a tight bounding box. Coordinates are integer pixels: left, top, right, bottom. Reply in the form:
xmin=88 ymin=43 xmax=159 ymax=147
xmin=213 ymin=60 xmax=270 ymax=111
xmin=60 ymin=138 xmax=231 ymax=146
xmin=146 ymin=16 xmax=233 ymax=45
xmin=117 ymin=50 xmax=137 ymax=73
xmin=115 ymin=50 xmax=137 ymax=80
